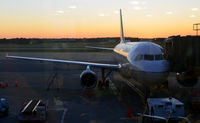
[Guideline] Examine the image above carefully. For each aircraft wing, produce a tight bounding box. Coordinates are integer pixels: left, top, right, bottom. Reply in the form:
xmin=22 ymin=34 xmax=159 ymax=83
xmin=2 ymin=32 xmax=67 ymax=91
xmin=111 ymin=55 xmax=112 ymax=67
xmin=6 ymin=55 xmax=121 ymax=69
xmin=85 ymin=46 xmax=113 ymax=50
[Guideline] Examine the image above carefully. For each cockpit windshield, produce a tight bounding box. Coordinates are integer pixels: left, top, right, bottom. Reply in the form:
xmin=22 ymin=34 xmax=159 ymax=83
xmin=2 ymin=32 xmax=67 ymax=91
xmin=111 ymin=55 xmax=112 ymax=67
xmin=144 ymin=55 xmax=154 ymax=60
xmin=135 ymin=55 xmax=143 ymax=61
xmin=135 ymin=54 xmax=164 ymax=61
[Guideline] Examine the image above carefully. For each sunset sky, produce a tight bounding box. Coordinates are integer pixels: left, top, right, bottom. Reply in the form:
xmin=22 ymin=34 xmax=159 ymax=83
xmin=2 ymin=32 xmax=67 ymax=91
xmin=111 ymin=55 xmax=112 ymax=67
xmin=0 ymin=0 xmax=200 ymax=38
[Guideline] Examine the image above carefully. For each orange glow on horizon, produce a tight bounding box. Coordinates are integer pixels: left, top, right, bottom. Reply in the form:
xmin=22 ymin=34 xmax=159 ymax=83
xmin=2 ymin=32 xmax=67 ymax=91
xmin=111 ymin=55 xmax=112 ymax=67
xmin=0 ymin=31 xmax=196 ymax=39
xmin=0 ymin=27 xmax=196 ymax=39
xmin=0 ymin=0 xmax=199 ymax=39
xmin=0 ymin=19 xmax=196 ymax=39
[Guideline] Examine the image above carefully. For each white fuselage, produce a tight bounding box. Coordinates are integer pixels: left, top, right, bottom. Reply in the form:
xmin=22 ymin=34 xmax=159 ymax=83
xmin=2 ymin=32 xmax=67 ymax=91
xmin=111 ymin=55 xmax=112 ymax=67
xmin=113 ymin=41 xmax=169 ymax=86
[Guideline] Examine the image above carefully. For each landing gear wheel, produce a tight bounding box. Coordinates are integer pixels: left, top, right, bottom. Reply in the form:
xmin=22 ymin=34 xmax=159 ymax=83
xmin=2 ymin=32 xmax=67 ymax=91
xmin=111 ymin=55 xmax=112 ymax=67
xmin=105 ymin=79 xmax=110 ymax=89
xmin=151 ymin=107 xmax=155 ymax=122
xmin=163 ymin=80 xmax=169 ymax=90
xmin=144 ymin=87 xmax=150 ymax=99
xmin=98 ymin=80 xmax=103 ymax=89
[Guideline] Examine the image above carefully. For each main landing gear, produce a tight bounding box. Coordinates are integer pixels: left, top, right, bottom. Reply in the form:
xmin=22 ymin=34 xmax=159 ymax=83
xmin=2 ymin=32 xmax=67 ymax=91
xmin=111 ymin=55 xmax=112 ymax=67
xmin=98 ymin=68 xmax=112 ymax=89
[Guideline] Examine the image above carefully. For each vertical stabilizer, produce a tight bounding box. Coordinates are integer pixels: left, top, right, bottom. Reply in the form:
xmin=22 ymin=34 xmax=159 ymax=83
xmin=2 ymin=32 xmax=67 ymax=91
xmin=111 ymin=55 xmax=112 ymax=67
xmin=120 ymin=9 xmax=125 ymax=43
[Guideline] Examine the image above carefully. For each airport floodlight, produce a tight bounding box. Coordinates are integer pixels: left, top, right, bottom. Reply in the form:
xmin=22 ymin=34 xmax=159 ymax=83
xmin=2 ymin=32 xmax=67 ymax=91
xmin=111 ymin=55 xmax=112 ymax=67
xmin=193 ymin=23 xmax=200 ymax=36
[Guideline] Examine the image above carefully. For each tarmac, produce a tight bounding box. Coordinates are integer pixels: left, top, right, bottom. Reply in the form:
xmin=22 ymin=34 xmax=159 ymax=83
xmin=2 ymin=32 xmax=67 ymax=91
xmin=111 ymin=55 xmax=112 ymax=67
xmin=0 ymin=52 xmax=199 ymax=123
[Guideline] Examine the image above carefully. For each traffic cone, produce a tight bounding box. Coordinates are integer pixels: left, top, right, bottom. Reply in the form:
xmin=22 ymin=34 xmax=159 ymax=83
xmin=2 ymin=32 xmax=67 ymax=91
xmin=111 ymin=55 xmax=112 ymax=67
xmin=2 ymin=84 xmax=4 ymax=88
xmin=195 ymin=89 xmax=198 ymax=97
xmin=5 ymin=82 xmax=8 ymax=87
xmin=88 ymin=90 xmax=91 ymax=98
xmin=21 ymin=101 xmax=24 ymax=106
xmin=105 ymin=80 xmax=109 ymax=89
xmin=127 ymin=106 xmax=132 ymax=118
xmin=15 ymin=81 xmax=18 ymax=87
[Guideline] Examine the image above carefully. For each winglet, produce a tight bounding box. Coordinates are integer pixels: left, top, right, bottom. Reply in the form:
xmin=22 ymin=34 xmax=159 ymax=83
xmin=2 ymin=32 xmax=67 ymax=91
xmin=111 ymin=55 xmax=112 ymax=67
xmin=120 ymin=9 xmax=125 ymax=43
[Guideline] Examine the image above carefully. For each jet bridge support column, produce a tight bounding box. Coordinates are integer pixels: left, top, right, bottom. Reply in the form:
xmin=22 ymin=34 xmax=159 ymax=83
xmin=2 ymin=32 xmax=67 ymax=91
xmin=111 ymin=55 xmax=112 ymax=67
xmin=102 ymin=68 xmax=105 ymax=83
xmin=46 ymin=72 xmax=59 ymax=91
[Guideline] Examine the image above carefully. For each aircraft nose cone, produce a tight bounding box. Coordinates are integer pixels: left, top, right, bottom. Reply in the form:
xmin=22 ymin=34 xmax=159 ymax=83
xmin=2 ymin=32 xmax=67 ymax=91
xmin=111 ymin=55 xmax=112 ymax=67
xmin=142 ymin=60 xmax=169 ymax=72
xmin=132 ymin=70 xmax=169 ymax=86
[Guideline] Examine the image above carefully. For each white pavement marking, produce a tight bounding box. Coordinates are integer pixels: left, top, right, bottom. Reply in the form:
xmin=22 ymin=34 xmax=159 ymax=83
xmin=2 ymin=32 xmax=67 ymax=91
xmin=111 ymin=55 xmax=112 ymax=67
xmin=60 ymin=108 xmax=68 ymax=123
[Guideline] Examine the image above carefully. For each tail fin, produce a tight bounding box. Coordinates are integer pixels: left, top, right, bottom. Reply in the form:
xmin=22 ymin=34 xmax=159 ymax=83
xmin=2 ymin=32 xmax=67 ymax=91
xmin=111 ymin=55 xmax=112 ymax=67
xmin=120 ymin=9 xmax=125 ymax=43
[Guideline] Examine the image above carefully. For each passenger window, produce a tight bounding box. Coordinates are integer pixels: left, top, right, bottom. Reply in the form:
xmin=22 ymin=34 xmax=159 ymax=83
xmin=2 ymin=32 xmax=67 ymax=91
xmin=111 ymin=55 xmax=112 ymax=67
xmin=144 ymin=55 xmax=154 ymax=60
xmin=135 ymin=55 xmax=143 ymax=61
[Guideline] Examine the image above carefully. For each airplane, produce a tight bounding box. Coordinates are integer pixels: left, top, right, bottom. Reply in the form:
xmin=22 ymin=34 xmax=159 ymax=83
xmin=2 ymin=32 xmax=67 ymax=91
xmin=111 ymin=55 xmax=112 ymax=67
xmin=6 ymin=9 xmax=170 ymax=89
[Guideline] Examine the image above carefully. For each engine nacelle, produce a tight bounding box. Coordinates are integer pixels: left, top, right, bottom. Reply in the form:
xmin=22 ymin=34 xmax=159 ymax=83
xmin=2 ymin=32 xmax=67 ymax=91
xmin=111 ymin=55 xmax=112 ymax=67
xmin=176 ymin=71 xmax=198 ymax=87
xmin=80 ymin=69 xmax=97 ymax=89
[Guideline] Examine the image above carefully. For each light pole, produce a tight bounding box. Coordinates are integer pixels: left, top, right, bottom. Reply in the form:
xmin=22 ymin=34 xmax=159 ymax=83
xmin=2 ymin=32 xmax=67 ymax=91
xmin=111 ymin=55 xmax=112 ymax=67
xmin=193 ymin=23 xmax=200 ymax=36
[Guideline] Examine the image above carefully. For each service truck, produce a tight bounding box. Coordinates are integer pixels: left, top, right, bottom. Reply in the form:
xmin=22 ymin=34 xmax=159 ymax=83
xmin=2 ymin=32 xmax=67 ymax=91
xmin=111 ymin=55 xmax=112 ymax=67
xmin=145 ymin=97 xmax=192 ymax=123
xmin=18 ymin=99 xmax=47 ymax=122
xmin=0 ymin=98 xmax=9 ymax=116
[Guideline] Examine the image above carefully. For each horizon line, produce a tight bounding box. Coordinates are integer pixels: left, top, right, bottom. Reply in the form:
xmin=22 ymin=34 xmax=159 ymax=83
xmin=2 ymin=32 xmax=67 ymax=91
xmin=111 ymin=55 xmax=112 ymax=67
xmin=0 ymin=36 xmax=173 ymax=40
xmin=0 ymin=34 xmax=196 ymax=40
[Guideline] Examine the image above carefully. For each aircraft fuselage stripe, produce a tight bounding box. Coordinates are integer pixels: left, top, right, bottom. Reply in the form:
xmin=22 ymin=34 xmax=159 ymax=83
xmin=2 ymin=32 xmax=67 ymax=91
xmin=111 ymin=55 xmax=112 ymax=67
xmin=113 ymin=49 xmax=128 ymax=57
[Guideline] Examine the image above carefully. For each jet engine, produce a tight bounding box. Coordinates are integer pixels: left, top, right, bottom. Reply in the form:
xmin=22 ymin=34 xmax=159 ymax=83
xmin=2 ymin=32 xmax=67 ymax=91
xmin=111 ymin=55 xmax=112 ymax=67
xmin=80 ymin=66 xmax=97 ymax=89
xmin=176 ymin=71 xmax=198 ymax=87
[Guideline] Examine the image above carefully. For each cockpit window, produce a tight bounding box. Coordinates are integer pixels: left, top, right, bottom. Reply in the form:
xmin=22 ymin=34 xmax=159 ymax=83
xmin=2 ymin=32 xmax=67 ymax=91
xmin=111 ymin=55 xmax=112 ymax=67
xmin=135 ymin=55 xmax=143 ymax=61
xmin=135 ymin=54 xmax=165 ymax=61
xmin=155 ymin=54 xmax=163 ymax=60
xmin=144 ymin=55 xmax=154 ymax=60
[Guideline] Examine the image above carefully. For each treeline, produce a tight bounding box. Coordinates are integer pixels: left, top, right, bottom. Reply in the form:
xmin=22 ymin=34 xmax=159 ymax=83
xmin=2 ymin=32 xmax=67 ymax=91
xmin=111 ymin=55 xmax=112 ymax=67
xmin=0 ymin=37 xmax=140 ymax=44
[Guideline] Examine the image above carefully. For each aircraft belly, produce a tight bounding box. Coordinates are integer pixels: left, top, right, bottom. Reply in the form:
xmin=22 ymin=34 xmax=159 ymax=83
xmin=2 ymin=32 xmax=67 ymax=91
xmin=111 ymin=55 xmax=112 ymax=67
xmin=119 ymin=65 xmax=168 ymax=87
xmin=132 ymin=71 xmax=169 ymax=86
